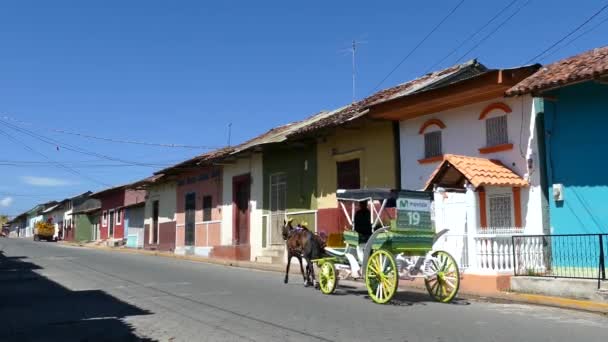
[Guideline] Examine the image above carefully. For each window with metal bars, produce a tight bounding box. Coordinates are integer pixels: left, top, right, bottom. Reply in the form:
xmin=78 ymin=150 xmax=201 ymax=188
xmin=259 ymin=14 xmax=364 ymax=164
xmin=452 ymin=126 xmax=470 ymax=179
xmin=424 ymin=131 xmax=442 ymax=158
xmin=488 ymin=194 xmax=512 ymax=228
xmin=486 ymin=115 xmax=508 ymax=147
xmin=269 ymin=173 xmax=287 ymax=212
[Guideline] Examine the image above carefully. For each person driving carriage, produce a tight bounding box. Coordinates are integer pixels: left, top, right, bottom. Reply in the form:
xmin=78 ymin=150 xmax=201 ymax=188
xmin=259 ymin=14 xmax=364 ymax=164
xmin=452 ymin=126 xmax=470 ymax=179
xmin=353 ymin=200 xmax=372 ymax=244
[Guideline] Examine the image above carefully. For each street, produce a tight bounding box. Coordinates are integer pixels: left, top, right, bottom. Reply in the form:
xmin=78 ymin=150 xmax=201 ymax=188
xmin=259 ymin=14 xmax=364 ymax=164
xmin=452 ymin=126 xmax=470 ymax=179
xmin=1 ymin=238 xmax=606 ymax=342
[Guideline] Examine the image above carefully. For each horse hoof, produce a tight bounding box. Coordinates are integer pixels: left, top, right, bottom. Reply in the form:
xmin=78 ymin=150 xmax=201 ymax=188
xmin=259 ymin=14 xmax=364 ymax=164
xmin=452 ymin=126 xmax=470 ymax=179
xmin=284 ymin=278 xmax=288 ymax=284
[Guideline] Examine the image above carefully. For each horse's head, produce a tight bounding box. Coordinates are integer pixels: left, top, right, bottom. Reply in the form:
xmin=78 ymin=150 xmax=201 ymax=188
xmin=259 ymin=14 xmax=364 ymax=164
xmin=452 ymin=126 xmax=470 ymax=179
xmin=282 ymin=218 xmax=293 ymax=240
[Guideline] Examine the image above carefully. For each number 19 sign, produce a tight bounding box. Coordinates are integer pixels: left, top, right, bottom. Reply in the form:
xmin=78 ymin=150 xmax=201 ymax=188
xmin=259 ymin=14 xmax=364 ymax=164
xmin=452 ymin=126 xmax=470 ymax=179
xmin=396 ymin=197 xmax=432 ymax=232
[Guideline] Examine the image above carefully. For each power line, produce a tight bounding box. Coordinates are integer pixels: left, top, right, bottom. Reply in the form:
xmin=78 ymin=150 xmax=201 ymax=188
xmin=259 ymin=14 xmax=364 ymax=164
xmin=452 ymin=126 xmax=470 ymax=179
xmin=0 ymin=119 xmax=159 ymax=168
xmin=540 ymin=14 xmax=608 ymax=62
xmin=0 ymin=127 xmax=111 ymax=187
xmin=368 ymin=0 xmax=466 ymax=94
xmin=524 ymin=2 xmax=608 ymax=64
xmin=424 ymin=0 xmax=519 ymax=73
xmin=0 ymin=115 xmax=221 ymax=150
xmin=454 ymin=0 xmax=531 ymax=64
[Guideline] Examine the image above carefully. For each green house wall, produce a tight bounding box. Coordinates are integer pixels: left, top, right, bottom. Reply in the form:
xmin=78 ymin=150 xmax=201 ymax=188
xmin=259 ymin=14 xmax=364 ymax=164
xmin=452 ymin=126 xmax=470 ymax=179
xmin=74 ymin=213 xmax=96 ymax=242
xmin=262 ymin=143 xmax=317 ymax=231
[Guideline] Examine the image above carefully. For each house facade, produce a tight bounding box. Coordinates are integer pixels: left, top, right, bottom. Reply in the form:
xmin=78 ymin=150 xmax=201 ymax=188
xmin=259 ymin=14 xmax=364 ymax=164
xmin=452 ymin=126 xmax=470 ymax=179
xmin=125 ymin=204 xmax=145 ymax=248
xmin=172 ymin=167 xmax=223 ymax=256
xmin=366 ymin=61 xmax=541 ymax=285
xmin=507 ymin=46 xmax=608 ymax=235
xmin=72 ymin=198 xmax=102 ymax=242
xmin=143 ymin=178 xmax=177 ymax=252
xmin=91 ymin=185 xmax=146 ymax=244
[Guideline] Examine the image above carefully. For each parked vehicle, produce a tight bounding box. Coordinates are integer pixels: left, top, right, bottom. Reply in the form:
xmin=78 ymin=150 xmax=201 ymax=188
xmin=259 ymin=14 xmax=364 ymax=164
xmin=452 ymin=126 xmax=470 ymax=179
xmin=34 ymin=221 xmax=57 ymax=242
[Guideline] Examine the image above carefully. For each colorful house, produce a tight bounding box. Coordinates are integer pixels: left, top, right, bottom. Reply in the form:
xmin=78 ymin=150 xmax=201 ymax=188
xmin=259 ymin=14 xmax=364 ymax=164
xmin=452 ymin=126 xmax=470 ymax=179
xmin=6 ymin=213 xmax=27 ymax=237
xmin=140 ymin=175 xmax=177 ymax=252
xmin=90 ymin=184 xmax=146 ymax=245
xmin=25 ymin=201 xmax=57 ymax=238
xmin=155 ymin=149 xmax=233 ymax=256
xmin=71 ymin=198 xmax=101 ymax=242
xmin=507 ymin=46 xmax=608 ymax=235
xmin=363 ymin=60 xmax=540 ymax=281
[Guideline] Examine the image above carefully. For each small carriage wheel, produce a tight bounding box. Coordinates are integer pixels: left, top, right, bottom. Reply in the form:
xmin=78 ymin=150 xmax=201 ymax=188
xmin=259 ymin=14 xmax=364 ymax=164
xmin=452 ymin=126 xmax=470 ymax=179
xmin=365 ymin=249 xmax=399 ymax=304
xmin=424 ymin=250 xmax=460 ymax=303
xmin=318 ymin=262 xmax=337 ymax=295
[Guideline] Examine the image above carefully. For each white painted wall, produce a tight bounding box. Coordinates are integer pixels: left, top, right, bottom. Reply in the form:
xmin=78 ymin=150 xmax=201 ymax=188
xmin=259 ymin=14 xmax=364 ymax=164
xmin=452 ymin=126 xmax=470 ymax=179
xmin=400 ymin=95 xmax=544 ymax=232
xmin=144 ymin=182 xmax=177 ymax=244
xmin=221 ymin=153 xmax=263 ymax=261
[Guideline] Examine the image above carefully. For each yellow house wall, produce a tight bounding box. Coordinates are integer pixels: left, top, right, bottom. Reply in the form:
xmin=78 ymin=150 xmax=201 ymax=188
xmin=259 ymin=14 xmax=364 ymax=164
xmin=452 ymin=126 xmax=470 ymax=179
xmin=316 ymin=120 xmax=397 ymax=209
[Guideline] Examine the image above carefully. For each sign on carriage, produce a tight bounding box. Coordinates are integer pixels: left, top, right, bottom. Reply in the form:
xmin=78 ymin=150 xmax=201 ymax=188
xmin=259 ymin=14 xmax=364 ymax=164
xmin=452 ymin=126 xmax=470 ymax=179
xmin=396 ymin=197 xmax=432 ymax=231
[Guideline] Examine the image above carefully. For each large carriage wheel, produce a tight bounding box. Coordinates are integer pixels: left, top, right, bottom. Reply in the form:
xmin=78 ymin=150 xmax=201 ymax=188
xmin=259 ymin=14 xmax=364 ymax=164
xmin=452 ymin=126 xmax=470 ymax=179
xmin=318 ymin=262 xmax=337 ymax=295
xmin=365 ymin=249 xmax=399 ymax=304
xmin=424 ymin=250 xmax=460 ymax=303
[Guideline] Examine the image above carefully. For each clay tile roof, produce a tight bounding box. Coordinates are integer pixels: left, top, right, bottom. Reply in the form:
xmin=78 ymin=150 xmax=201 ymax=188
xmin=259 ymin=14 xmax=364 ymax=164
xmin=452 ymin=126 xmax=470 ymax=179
xmin=507 ymin=46 xmax=608 ymax=96
xmin=425 ymin=154 xmax=528 ymax=190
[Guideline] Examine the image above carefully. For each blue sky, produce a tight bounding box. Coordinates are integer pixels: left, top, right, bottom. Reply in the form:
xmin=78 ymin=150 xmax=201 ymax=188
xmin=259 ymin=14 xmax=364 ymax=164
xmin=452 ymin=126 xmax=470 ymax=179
xmin=1 ymin=0 xmax=607 ymax=216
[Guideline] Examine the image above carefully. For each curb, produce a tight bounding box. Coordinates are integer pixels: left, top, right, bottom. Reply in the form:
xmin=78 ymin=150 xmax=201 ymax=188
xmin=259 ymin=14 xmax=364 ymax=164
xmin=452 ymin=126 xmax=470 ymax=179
xmin=59 ymin=241 xmax=608 ymax=315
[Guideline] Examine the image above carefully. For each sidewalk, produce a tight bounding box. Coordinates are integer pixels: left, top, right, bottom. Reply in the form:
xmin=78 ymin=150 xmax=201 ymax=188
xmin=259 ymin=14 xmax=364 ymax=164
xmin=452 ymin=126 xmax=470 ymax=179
xmin=60 ymin=241 xmax=608 ymax=315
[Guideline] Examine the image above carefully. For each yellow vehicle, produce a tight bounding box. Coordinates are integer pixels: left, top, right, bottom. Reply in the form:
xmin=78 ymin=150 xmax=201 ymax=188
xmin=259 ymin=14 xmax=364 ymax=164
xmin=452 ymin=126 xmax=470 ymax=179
xmin=34 ymin=221 xmax=57 ymax=242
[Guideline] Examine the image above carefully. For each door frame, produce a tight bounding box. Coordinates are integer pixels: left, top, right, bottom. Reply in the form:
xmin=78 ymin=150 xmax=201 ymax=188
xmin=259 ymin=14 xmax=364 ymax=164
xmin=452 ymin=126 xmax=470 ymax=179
xmin=109 ymin=209 xmax=115 ymax=239
xmin=232 ymin=173 xmax=251 ymax=245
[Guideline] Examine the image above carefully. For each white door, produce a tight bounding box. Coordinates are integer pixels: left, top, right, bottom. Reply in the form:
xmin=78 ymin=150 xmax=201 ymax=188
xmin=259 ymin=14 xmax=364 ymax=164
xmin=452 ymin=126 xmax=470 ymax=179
xmin=433 ymin=192 xmax=468 ymax=267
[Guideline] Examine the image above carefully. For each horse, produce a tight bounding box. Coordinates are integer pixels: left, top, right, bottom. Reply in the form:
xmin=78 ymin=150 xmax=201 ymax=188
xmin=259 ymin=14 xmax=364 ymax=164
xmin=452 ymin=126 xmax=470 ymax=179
xmin=282 ymin=219 xmax=326 ymax=287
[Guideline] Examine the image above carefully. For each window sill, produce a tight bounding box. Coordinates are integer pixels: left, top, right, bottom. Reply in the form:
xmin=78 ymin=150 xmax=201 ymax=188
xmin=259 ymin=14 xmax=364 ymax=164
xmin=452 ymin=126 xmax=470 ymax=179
xmin=478 ymin=143 xmax=513 ymax=154
xmin=417 ymin=155 xmax=444 ymax=164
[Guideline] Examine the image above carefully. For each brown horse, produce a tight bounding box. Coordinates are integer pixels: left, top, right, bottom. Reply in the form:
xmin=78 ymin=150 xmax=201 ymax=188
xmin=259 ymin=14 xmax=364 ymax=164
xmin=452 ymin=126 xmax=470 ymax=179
xmin=282 ymin=219 xmax=326 ymax=286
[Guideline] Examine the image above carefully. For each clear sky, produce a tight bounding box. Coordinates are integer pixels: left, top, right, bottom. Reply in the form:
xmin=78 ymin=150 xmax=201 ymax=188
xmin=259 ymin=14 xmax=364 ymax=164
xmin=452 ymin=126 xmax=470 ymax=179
xmin=1 ymin=0 xmax=607 ymax=216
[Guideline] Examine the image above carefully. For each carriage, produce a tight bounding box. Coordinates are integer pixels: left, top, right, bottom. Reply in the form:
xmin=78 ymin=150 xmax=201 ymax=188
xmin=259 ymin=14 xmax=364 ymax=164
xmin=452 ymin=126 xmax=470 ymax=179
xmin=313 ymin=189 xmax=461 ymax=304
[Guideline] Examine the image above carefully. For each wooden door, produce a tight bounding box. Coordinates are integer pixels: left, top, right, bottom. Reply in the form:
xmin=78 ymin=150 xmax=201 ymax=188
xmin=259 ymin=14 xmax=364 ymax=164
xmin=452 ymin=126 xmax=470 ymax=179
xmin=233 ymin=175 xmax=251 ymax=245
xmin=152 ymin=200 xmax=159 ymax=244
xmin=185 ymin=193 xmax=196 ymax=246
xmin=109 ymin=211 xmax=115 ymax=238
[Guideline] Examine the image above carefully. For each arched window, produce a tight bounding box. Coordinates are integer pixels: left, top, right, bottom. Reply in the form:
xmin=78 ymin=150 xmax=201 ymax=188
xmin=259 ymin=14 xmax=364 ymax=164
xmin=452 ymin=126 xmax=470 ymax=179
xmin=418 ymin=119 xmax=446 ymax=163
xmin=479 ymin=103 xmax=513 ymax=154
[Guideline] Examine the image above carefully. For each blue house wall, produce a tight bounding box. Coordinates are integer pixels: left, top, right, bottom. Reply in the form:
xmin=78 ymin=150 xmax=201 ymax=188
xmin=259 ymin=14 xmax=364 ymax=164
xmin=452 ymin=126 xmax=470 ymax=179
xmin=543 ymin=81 xmax=608 ymax=235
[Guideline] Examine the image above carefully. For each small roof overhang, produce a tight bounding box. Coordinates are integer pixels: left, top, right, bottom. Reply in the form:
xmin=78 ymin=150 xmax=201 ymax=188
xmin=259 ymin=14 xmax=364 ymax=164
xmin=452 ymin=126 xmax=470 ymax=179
xmin=369 ymin=65 xmax=540 ymax=121
xmin=424 ymin=154 xmax=528 ymax=191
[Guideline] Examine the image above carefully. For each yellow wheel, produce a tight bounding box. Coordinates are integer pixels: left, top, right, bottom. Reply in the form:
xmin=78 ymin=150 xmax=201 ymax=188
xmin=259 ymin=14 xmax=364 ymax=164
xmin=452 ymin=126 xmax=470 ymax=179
xmin=365 ymin=249 xmax=398 ymax=304
xmin=424 ymin=250 xmax=460 ymax=303
xmin=318 ymin=262 xmax=337 ymax=294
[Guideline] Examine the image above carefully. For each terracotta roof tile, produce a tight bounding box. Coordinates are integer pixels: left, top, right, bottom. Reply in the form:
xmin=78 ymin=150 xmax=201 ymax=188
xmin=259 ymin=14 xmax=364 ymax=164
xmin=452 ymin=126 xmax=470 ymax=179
xmin=507 ymin=46 xmax=608 ymax=96
xmin=425 ymin=154 xmax=528 ymax=190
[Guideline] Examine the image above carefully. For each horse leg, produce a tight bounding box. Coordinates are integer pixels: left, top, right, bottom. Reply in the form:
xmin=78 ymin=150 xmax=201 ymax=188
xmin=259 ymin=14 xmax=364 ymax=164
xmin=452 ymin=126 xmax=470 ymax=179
xmin=297 ymin=255 xmax=306 ymax=284
xmin=284 ymin=252 xmax=291 ymax=284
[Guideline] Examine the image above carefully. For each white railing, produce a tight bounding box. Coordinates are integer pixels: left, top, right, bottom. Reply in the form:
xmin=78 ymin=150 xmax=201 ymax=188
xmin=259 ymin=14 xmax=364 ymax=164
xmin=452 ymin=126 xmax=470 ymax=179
xmin=513 ymin=235 xmax=546 ymax=274
xmin=473 ymin=227 xmax=524 ymax=274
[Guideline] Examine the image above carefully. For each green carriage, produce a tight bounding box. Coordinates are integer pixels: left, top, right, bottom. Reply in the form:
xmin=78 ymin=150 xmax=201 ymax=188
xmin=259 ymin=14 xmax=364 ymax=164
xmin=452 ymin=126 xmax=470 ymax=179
xmin=314 ymin=189 xmax=460 ymax=304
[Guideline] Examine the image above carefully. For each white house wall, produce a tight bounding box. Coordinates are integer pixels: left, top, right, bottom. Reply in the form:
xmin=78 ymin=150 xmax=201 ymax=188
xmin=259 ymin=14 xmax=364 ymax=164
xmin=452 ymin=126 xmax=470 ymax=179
xmin=144 ymin=182 xmax=177 ymax=244
xmin=221 ymin=153 xmax=263 ymax=261
xmin=400 ymin=95 xmax=544 ymax=232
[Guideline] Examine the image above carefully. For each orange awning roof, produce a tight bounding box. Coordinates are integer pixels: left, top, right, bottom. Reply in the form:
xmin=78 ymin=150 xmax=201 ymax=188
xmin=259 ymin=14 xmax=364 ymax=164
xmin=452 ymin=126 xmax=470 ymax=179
xmin=424 ymin=154 xmax=528 ymax=190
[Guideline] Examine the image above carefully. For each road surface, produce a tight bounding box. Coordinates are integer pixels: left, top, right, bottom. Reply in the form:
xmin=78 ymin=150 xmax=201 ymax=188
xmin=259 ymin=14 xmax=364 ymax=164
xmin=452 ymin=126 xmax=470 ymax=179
xmin=1 ymin=238 xmax=606 ymax=341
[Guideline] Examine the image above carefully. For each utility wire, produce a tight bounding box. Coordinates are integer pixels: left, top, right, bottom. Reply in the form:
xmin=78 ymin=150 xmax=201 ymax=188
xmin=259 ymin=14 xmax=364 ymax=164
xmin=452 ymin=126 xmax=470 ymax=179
xmin=0 ymin=115 xmax=221 ymax=150
xmin=524 ymin=2 xmax=608 ymax=64
xmin=0 ymin=119 xmax=159 ymax=167
xmin=540 ymin=14 xmax=608 ymax=62
xmin=0 ymin=127 xmax=111 ymax=187
xmin=368 ymin=0 xmax=466 ymax=94
xmin=455 ymin=0 xmax=532 ymax=63
xmin=424 ymin=0 xmax=519 ymax=73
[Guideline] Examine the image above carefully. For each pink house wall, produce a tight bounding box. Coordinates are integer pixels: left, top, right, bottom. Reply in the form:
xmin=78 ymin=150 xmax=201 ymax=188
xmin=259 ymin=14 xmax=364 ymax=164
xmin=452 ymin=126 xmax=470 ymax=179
xmin=95 ymin=190 xmax=125 ymax=240
xmin=175 ymin=167 xmax=223 ymax=248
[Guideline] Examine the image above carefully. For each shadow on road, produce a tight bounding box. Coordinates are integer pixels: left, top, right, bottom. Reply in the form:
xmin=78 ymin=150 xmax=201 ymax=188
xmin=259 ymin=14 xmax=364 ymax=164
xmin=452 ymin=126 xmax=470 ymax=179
xmin=0 ymin=250 xmax=156 ymax=341
xmin=336 ymin=287 xmax=471 ymax=307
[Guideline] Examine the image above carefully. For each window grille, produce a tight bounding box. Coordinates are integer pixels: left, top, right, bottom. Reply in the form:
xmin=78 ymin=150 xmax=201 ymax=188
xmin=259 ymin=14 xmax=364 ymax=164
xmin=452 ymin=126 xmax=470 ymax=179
xmin=489 ymin=194 xmax=512 ymax=227
xmin=424 ymin=131 xmax=442 ymax=158
xmin=486 ymin=115 xmax=508 ymax=147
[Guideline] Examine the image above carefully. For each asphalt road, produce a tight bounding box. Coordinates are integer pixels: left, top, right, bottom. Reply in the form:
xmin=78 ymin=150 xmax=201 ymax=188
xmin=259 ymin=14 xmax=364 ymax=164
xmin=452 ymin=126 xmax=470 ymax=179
xmin=1 ymin=238 xmax=606 ymax=342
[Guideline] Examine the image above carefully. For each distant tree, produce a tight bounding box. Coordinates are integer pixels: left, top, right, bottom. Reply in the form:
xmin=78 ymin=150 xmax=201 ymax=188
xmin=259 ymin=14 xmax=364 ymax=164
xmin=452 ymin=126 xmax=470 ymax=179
xmin=0 ymin=214 xmax=8 ymax=225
